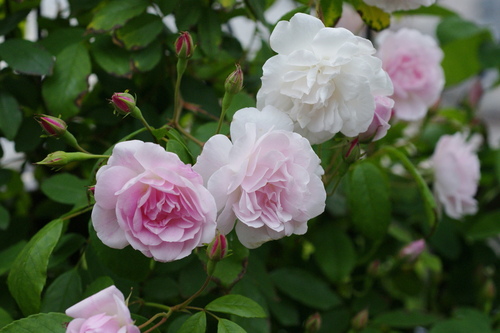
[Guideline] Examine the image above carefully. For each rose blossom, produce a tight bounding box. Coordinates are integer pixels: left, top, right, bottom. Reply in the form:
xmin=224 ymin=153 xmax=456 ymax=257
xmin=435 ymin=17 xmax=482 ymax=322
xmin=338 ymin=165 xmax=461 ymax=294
xmin=358 ymin=95 xmax=394 ymax=142
xmin=363 ymin=0 xmax=435 ymax=13
xmin=193 ymin=106 xmax=326 ymax=248
xmin=66 ymin=285 xmax=139 ymax=333
xmin=91 ymin=140 xmax=217 ymax=262
xmin=431 ymin=132 xmax=481 ymax=219
xmin=256 ymin=13 xmax=393 ymax=144
xmin=376 ymin=28 xmax=444 ymax=121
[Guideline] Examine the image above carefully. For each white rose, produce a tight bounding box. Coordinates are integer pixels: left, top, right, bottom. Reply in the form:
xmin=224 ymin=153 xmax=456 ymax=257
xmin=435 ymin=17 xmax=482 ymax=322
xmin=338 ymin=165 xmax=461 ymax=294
xmin=363 ymin=0 xmax=435 ymax=13
xmin=256 ymin=13 xmax=393 ymax=144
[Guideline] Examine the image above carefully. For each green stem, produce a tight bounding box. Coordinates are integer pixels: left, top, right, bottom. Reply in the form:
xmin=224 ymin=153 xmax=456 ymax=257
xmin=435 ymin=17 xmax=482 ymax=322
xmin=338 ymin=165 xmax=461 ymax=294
xmin=216 ymin=93 xmax=234 ymax=134
xmin=174 ymin=58 xmax=187 ymax=125
xmin=143 ymin=302 xmax=171 ymax=312
xmin=173 ymin=274 xmax=213 ymax=311
xmin=176 ymin=125 xmax=204 ymax=147
xmin=132 ymin=107 xmax=157 ymax=143
xmin=137 ymin=310 xmax=172 ymax=331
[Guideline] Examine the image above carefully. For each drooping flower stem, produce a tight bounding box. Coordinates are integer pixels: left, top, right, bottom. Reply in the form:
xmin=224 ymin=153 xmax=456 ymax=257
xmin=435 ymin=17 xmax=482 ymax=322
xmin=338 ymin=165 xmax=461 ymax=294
xmin=138 ymin=310 xmax=172 ymax=332
xmin=172 ymin=273 xmax=214 ymax=312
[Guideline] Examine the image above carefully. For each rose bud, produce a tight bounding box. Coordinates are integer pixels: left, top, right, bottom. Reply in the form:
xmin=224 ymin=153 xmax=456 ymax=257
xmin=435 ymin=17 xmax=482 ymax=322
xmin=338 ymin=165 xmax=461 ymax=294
xmin=342 ymin=138 xmax=360 ymax=164
xmin=207 ymin=233 xmax=228 ymax=262
xmin=224 ymin=64 xmax=243 ymax=95
xmin=304 ymin=312 xmax=321 ymax=333
xmin=36 ymin=115 xmax=67 ymax=137
xmin=351 ymin=309 xmax=369 ymax=330
xmin=358 ymin=96 xmax=394 ymax=143
xmin=175 ymin=31 xmax=194 ymax=59
xmin=36 ymin=151 xmax=96 ymax=167
xmin=111 ymin=92 xmax=136 ymax=115
xmin=399 ymin=239 xmax=426 ymax=262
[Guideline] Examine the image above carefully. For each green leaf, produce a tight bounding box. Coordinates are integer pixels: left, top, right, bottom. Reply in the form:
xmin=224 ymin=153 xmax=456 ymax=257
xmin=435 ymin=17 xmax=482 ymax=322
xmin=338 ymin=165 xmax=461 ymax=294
xmin=0 ymin=10 xmax=30 ymax=36
xmin=430 ymin=308 xmax=492 ymax=333
xmin=41 ymin=173 xmax=88 ymax=205
xmin=244 ymin=0 xmax=268 ymax=26
xmin=198 ymin=8 xmax=222 ymax=58
xmin=373 ymin=310 xmax=441 ymax=328
xmin=0 ymin=39 xmax=54 ymax=76
xmin=465 ymin=211 xmax=500 ymax=241
xmin=0 ymin=205 xmax=9 ymax=231
xmin=225 ymin=92 xmax=256 ymax=122
xmin=217 ymin=318 xmax=247 ymax=333
xmin=41 ymin=269 xmax=82 ymax=313
xmin=7 ymin=219 xmax=64 ymax=316
xmin=82 ymin=276 xmax=115 ymax=298
xmin=91 ymin=35 xmax=133 ymax=77
xmin=114 ymin=13 xmax=163 ymax=50
xmin=0 ymin=312 xmax=70 ymax=333
xmin=0 ymin=91 xmax=22 ymax=140
xmin=320 ymin=0 xmax=343 ymax=27
xmin=382 ymin=146 xmax=437 ymax=232
xmin=211 ymin=236 xmax=249 ymax=288
xmin=0 ymin=307 xmax=13 ymax=329
xmin=0 ymin=241 xmax=27 ymax=276
xmin=350 ymin=0 xmax=390 ymax=31
xmin=39 ymin=27 xmax=87 ymax=56
xmin=206 ymin=295 xmax=266 ymax=318
xmin=348 ymin=161 xmax=391 ymax=239
xmin=87 ymin=0 xmax=149 ymax=33
xmin=173 ymin=0 xmax=202 ymax=31
xmin=166 ymin=139 xmax=193 ymax=165
xmin=178 ymin=312 xmax=206 ymax=333
xmin=130 ymin=40 xmax=163 ymax=72
xmin=42 ymin=43 xmax=91 ymax=118
xmin=270 ymin=268 xmax=342 ymax=310
xmin=311 ymin=224 xmax=356 ymax=283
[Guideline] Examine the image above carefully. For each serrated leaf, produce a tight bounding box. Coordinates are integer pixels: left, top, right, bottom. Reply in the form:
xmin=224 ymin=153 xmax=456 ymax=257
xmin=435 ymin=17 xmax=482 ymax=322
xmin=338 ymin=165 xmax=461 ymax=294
xmin=41 ymin=270 xmax=82 ymax=313
xmin=0 ymin=91 xmax=22 ymax=140
xmin=198 ymin=8 xmax=222 ymax=57
xmin=217 ymin=318 xmax=247 ymax=333
xmin=166 ymin=139 xmax=193 ymax=165
xmin=41 ymin=173 xmax=88 ymax=205
xmin=351 ymin=0 xmax=390 ymax=31
xmin=87 ymin=0 xmax=149 ymax=33
xmin=0 ymin=312 xmax=70 ymax=333
xmin=114 ymin=13 xmax=163 ymax=50
xmin=91 ymin=35 xmax=132 ymax=77
xmin=0 ymin=9 xmax=30 ymax=36
xmin=178 ymin=312 xmax=206 ymax=333
xmin=39 ymin=27 xmax=86 ymax=55
xmin=42 ymin=43 xmax=91 ymax=118
xmin=130 ymin=40 xmax=162 ymax=72
xmin=348 ymin=161 xmax=391 ymax=239
xmin=206 ymin=295 xmax=266 ymax=318
xmin=7 ymin=219 xmax=64 ymax=316
xmin=270 ymin=268 xmax=341 ymax=310
xmin=0 ymin=241 xmax=26 ymax=276
xmin=0 ymin=39 xmax=54 ymax=75
xmin=320 ymin=0 xmax=343 ymax=27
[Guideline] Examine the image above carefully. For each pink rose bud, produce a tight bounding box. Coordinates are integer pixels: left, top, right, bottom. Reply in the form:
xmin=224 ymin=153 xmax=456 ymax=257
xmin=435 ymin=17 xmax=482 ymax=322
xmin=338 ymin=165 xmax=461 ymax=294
xmin=359 ymin=96 xmax=394 ymax=143
xmin=482 ymin=279 xmax=496 ymax=301
xmin=305 ymin=312 xmax=321 ymax=333
xmin=36 ymin=115 xmax=67 ymax=137
xmin=225 ymin=64 xmax=243 ymax=95
xmin=468 ymin=78 xmax=483 ymax=108
xmin=175 ymin=31 xmax=194 ymax=59
xmin=342 ymin=137 xmax=360 ymax=164
xmin=111 ymin=92 xmax=136 ymax=115
xmin=36 ymin=151 xmax=93 ymax=167
xmin=351 ymin=309 xmax=369 ymax=330
xmin=207 ymin=233 xmax=228 ymax=262
xmin=399 ymin=239 xmax=426 ymax=262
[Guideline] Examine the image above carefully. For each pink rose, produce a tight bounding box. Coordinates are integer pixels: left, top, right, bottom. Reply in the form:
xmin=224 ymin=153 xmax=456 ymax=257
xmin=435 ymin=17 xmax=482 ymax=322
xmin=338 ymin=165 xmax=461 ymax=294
xmin=193 ymin=106 xmax=326 ymax=248
xmin=91 ymin=140 xmax=217 ymax=262
xmin=431 ymin=133 xmax=481 ymax=219
xmin=376 ymin=28 xmax=444 ymax=121
xmin=359 ymin=95 xmax=394 ymax=142
xmin=65 ymin=285 xmax=139 ymax=333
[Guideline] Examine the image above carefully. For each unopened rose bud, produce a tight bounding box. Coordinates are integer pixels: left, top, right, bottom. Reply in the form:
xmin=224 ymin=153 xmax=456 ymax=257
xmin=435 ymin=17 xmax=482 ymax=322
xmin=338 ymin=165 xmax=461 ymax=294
xmin=36 ymin=115 xmax=67 ymax=137
xmin=225 ymin=64 xmax=243 ymax=95
xmin=111 ymin=92 xmax=136 ymax=115
xmin=342 ymin=138 xmax=360 ymax=164
xmin=359 ymin=96 xmax=394 ymax=143
xmin=207 ymin=233 xmax=228 ymax=262
xmin=351 ymin=309 xmax=369 ymax=330
xmin=36 ymin=151 xmax=101 ymax=167
xmin=175 ymin=31 xmax=194 ymax=59
xmin=367 ymin=260 xmax=380 ymax=276
xmin=481 ymin=279 xmax=496 ymax=301
xmin=399 ymin=239 xmax=426 ymax=262
xmin=304 ymin=312 xmax=321 ymax=333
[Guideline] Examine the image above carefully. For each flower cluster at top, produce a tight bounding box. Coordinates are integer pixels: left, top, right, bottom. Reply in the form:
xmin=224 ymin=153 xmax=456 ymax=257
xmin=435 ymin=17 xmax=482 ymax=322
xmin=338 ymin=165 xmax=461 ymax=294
xmin=84 ymin=11 xmax=480 ymax=267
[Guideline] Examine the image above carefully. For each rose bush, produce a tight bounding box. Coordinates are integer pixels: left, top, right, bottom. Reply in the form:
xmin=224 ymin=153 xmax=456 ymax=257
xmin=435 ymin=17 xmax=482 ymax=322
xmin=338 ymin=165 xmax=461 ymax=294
xmin=256 ymin=13 xmax=393 ymax=144
xmin=376 ymin=28 xmax=445 ymax=121
xmin=194 ymin=106 xmax=326 ymax=248
xmin=363 ymin=0 xmax=436 ymax=12
xmin=358 ymin=95 xmax=394 ymax=142
xmin=431 ymin=132 xmax=481 ymax=219
xmin=65 ymin=286 xmax=139 ymax=333
xmin=91 ymin=140 xmax=217 ymax=262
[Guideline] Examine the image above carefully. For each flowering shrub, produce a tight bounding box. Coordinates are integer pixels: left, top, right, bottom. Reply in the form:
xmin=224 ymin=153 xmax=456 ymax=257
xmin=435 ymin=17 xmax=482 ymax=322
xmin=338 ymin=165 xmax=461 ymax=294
xmin=1 ymin=1 xmax=500 ymax=333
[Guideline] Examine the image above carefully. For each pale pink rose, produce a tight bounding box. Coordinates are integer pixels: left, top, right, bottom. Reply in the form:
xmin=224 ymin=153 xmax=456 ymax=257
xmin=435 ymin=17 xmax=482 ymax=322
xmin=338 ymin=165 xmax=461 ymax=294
xmin=256 ymin=13 xmax=393 ymax=144
xmin=364 ymin=0 xmax=435 ymax=13
xmin=358 ymin=95 xmax=394 ymax=142
xmin=66 ymin=285 xmax=139 ymax=333
xmin=91 ymin=140 xmax=217 ymax=262
xmin=376 ymin=28 xmax=444 ymax=121
xmin=431 ymin=133 xmax=481 ymax=219
xmin=193 ymin=106 xmax=326 ymax=248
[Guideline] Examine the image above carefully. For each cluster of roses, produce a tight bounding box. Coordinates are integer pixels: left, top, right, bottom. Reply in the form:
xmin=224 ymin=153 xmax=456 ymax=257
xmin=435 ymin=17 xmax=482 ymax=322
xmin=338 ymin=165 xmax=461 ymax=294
xmin=59 ymin=7 xmax=481 ymax=332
